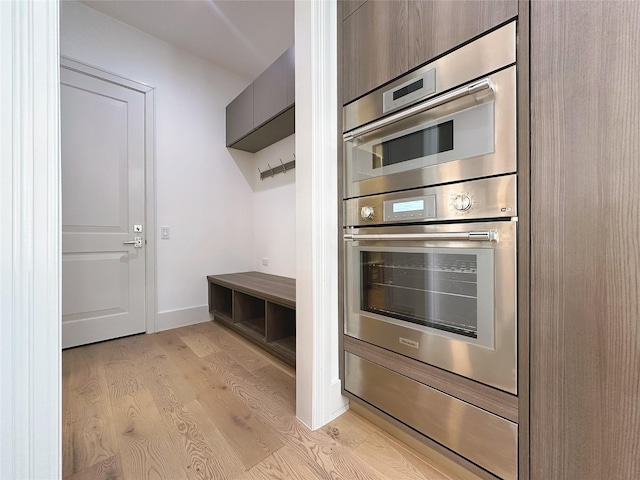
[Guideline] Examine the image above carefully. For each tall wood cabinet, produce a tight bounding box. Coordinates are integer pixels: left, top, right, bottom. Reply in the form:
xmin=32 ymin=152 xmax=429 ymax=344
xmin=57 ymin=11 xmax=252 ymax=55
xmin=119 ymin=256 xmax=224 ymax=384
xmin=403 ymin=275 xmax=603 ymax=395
xmin=341 ymin=0 xmax=517 ymax=104
xmin=341 ymin=0 xmax=366 ymax=20
xmin=339 ymin=1 xmax=640 ymax=478
xmin=530 ymin=2 xmax=640 ymax=478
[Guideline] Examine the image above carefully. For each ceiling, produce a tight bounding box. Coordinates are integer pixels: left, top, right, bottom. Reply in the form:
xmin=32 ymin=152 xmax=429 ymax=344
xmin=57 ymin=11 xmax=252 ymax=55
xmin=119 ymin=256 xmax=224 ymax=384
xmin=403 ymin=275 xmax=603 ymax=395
xmin=79 ymin=0 xmax=294 ymax=81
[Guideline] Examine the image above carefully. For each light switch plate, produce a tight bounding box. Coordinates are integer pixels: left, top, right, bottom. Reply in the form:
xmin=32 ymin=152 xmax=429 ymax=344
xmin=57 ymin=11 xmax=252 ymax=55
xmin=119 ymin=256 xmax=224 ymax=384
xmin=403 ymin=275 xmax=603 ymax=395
xmin=161 ymin=226 xmax=170 ymax=239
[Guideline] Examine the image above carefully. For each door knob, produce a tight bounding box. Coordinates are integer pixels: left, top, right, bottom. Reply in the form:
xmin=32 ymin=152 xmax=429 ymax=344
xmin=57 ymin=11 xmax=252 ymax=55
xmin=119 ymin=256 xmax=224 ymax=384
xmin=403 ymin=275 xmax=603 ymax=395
xmin=123 ymin=236 xmax=143 ymax=248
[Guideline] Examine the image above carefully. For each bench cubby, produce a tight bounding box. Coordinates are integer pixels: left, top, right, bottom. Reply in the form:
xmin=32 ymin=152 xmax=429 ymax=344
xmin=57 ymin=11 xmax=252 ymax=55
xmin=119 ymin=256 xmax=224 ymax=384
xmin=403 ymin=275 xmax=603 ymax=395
xmin=207 ymin=272 xmax=296 ymax=367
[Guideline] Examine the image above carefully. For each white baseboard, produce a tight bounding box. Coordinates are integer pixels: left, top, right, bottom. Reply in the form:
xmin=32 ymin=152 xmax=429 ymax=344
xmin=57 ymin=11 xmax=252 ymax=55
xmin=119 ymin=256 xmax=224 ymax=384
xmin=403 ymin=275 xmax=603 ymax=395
xmin=330 ymin=379 xmax=350 ymax=419
xmin=155 ymin=305 xmax=213 ymax=332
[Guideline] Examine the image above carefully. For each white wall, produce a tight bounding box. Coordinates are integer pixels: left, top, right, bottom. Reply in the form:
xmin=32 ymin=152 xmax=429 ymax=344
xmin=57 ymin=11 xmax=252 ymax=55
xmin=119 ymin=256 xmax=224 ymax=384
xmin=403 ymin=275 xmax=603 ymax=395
xmin=240 ymin=134 xmax=296 ymax=278
xmin=60 ymin=1 xmax=254 ymax=321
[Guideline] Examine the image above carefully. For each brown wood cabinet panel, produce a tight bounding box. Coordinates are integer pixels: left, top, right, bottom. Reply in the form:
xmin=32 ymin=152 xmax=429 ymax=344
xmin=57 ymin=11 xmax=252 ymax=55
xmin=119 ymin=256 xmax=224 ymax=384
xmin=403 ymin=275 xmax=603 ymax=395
xmin=408 ymin=0 xmax=517 ymax=71
xmin=342 ymin=0 xmax=367 ymax=20
xmin=342 ymin=0 xmax=408 ymax=104
xmin=530 ymin=2 xmax=640 ymax=479
xmin=516 ymin=1 xmax=530 ymax=478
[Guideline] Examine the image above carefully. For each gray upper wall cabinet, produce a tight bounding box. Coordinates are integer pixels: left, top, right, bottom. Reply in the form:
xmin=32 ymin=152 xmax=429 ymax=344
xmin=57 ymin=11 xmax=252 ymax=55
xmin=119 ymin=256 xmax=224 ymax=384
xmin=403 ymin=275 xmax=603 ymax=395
xmin=226 ymin=84 xmax=253 ymax=147
xmin=254 ymin=47 xmax=294 ymax=128
xmin=285 ymin=47 xmax=295 ymax=107
xmin=226 ymin=45 xmax=295 ymax=153
xmin=341 ymin=0 xmax=517 ymax=105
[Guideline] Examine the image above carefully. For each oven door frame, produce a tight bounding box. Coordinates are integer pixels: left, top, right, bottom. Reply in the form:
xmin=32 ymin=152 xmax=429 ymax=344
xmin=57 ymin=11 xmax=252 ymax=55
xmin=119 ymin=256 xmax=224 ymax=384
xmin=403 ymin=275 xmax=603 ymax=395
xmin=344 ymin=220 xmax=517 ymax=394
xmin=343 ymin=66 xmax=516 ymax=199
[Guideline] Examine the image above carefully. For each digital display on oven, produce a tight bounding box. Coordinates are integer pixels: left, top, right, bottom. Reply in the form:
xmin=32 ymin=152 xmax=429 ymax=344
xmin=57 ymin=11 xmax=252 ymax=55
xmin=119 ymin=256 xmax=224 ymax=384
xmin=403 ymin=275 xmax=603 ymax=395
xmin=383 ymin=195 xmax=436 ymax=222
xmin=392 ymin=78 xmax=424 ymax=101
xmin=392 ymin=200 xmax=424 ymax=213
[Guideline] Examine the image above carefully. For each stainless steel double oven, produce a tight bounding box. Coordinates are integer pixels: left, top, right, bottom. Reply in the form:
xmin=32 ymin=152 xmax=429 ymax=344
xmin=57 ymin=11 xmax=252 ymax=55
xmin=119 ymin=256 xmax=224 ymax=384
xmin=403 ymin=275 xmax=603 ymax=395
xmin=342 ymin=22 xmax=520 ymax=478
xmin=343 ymin=22 xmax=519 ymax=395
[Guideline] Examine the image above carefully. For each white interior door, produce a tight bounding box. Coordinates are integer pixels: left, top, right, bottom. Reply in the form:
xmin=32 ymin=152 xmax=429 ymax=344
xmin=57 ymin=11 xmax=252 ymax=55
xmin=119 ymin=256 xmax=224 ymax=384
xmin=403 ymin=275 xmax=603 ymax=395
xmin=61 ymin=66 xmax=146 ymax=348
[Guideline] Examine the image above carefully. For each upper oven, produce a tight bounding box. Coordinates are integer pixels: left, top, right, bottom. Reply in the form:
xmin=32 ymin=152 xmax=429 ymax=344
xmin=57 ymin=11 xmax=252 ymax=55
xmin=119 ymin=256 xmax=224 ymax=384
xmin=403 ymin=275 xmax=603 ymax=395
xmin=343 ymin=22 xmax=516 ymax=199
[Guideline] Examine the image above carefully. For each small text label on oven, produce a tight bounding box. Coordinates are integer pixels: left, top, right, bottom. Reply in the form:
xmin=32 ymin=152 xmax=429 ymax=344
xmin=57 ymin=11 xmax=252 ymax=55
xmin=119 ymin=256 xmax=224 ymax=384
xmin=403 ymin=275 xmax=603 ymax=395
xmin=399 ymin=337 xmax=419 ymax=349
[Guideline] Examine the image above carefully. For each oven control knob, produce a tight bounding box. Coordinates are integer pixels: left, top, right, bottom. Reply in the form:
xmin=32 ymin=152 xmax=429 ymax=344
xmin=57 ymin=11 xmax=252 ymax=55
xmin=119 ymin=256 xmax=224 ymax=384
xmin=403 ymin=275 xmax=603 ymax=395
xmin=361 ymin=206 xmax=375 ymax=220
xmin=453 ymin=194 xmax=472 ymax=211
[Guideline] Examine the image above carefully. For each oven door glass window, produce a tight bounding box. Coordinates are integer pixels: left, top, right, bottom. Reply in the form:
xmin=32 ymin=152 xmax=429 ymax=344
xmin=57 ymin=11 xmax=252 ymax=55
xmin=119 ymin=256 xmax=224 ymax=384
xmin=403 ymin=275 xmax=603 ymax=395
xmin=357 ymin=247 xmax=494 ymax=348
xmin=348 ymin=101 xmax=495 ymax=183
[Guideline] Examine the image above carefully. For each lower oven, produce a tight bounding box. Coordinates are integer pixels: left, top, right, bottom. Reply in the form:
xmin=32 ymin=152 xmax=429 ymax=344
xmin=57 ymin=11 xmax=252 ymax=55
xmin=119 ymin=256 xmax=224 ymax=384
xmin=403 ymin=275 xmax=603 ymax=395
xmin=343 ymin=176 xmax=518 ymax=394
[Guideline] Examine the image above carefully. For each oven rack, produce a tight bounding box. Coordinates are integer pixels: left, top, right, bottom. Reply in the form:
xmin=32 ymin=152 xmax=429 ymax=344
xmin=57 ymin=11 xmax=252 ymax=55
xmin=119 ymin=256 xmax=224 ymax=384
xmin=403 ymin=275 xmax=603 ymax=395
xmin=367 ymin=262 xmax=478 ymax=275
xmin=368 ymin=281 xmax=477 ymax=299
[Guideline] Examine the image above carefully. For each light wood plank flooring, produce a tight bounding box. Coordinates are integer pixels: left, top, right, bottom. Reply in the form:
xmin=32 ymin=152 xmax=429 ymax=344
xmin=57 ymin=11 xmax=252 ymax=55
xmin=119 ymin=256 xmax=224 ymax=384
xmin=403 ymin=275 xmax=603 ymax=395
xmin=62 ymin=321 xmax=454 ymax=480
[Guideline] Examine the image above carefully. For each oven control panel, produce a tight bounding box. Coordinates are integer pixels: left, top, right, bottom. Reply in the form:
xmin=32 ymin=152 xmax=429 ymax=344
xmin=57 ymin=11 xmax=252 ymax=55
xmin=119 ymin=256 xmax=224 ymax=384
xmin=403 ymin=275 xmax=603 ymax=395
xmin=383 ymin=195 xmax=437 ymax=222
xmin=343 ymin=175 xmax=517 ymax=227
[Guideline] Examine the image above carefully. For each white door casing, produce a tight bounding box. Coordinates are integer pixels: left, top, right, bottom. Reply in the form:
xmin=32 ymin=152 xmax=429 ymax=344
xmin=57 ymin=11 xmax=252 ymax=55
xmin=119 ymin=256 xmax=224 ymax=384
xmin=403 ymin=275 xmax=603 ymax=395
xmin=1 ymin=1 xmax=61 ymax=478
xmin=295 ymin=0 xmax=348 ymax=429
xmin=61 ymin=65 xmax=147 ymax=348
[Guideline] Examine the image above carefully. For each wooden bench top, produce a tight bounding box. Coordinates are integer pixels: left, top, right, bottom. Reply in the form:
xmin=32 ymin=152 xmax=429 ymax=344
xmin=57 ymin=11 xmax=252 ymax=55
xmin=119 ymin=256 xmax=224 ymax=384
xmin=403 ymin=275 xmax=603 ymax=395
xmin=207 ymin=271 xmax=295 ymax=308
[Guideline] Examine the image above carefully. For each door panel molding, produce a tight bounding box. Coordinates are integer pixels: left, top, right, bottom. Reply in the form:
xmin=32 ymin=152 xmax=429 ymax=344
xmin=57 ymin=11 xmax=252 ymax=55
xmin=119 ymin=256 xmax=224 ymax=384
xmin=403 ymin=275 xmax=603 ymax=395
xmin=60 ymin=56 xmax=157 ymax=335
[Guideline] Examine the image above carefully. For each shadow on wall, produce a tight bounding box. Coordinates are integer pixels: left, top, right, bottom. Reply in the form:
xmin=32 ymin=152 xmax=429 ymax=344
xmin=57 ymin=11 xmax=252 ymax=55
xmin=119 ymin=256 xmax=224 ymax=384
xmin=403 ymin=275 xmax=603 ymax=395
xmin=227 ymin=134 xmax=296 ymax=192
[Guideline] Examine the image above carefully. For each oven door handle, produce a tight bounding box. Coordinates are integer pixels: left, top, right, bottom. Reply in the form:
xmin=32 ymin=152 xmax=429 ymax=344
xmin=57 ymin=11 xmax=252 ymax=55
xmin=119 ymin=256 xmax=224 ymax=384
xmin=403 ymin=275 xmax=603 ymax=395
xmin=343 ymin=231 xmax=499 ymax=242
xmin=343 ymin=78 xmax=493 ymax=141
